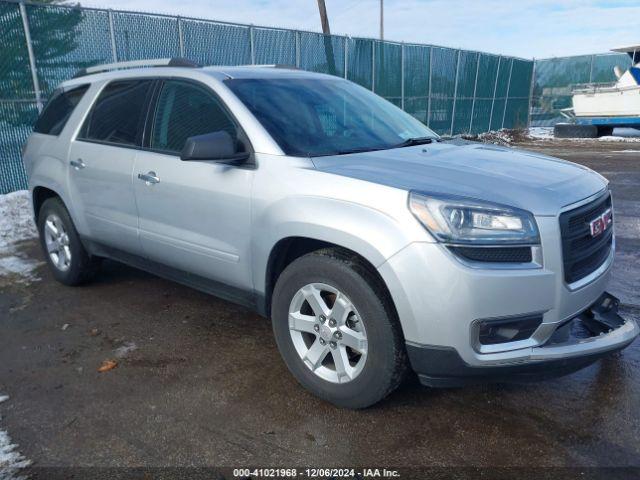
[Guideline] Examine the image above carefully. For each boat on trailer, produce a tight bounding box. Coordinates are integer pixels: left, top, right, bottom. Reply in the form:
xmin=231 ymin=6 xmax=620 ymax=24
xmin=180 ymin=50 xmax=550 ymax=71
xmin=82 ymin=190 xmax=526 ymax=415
xmin=555 ymin=45 xmax=640 ymax=137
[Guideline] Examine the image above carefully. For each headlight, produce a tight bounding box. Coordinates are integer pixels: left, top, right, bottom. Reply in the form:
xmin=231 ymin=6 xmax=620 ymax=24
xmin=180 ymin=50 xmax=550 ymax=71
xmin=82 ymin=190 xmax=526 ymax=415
xmin=408 ymin=192 xmax=540 ymax=245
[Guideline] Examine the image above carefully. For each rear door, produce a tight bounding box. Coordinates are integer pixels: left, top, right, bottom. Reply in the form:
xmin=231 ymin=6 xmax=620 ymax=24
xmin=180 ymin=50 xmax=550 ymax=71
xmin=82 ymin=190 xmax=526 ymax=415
xmin=68 ymin=79 xmax=155 ymax=254
xmin=132 ymin=79 xmax=254 ymax=291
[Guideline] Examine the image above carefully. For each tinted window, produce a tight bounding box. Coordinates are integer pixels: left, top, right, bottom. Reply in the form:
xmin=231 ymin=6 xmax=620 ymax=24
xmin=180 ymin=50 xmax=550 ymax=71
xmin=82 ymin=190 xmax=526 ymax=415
xmin=79 ymin=80 xmax=153 ymax=146
xmin=151 ymin=80 xmax=237 ymax=153
xmin=226 ymin=78 xmax=437 ymax=157
xmin=33 ymin=85 xmax=89 ymax=135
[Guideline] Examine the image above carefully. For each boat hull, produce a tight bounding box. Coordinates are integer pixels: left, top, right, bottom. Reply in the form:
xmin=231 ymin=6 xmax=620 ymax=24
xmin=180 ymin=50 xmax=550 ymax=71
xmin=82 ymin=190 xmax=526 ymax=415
xmin=573 ymin=87 xmax=640 ymax=117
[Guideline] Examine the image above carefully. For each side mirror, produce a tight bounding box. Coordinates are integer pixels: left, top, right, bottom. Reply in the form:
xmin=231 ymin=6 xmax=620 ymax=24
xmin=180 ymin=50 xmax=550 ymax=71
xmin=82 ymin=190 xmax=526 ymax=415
xmin=180 ymin=131 xmax=249 ymax=163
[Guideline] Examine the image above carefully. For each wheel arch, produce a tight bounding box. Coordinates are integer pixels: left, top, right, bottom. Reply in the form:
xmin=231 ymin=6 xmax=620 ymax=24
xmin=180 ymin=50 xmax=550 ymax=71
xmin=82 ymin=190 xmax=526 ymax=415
xmin=32 ymin=185 xmax=61 ymax=223
xmin=262 ymin=237 xmax=401 ymax=331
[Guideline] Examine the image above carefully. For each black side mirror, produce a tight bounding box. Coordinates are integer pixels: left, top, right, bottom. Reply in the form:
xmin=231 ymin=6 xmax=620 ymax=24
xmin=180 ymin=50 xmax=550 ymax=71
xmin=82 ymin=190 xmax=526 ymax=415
xmin=180 ymin=131 xmax=249 ymax=163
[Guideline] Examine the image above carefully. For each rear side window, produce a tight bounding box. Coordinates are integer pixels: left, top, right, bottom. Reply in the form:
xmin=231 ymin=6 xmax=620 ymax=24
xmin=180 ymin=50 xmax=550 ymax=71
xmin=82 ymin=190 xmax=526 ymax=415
xmin=150 ymin=80 xmax=237 ymax=154
xmin=33 ymin=85 xmax=89 ymax=135
xmin=79 ymin=79 xmax=154 ymax=147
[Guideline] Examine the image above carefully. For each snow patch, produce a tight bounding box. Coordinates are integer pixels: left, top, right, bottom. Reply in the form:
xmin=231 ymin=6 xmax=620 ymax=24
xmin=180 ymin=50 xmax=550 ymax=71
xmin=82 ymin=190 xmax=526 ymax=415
xmin=527 ymin=127 xmax=554 ymax=140
xmin=114 ymin=341 xmax=138 ymax=359
xmin=0 ymin=395 xmax=31 ymax=480
xmin=0 ymin=191 xmax=41 ymax=283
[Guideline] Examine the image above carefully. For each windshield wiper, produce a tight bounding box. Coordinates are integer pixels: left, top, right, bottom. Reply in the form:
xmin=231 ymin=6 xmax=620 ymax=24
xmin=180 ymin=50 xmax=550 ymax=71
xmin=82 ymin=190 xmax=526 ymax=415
xmin=393 ymin=136 xmax=436 ymax=148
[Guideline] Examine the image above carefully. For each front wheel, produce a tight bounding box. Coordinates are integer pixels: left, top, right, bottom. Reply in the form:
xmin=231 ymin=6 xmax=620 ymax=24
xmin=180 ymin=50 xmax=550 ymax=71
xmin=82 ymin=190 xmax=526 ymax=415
xmin=271 ymin=249 xmax=407 ymax=409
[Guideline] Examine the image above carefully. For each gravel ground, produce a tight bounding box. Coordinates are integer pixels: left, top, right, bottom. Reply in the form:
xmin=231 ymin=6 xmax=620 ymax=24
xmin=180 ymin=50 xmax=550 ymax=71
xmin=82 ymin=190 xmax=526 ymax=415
xmin=0 ymin=139 xmax=638 ymax=479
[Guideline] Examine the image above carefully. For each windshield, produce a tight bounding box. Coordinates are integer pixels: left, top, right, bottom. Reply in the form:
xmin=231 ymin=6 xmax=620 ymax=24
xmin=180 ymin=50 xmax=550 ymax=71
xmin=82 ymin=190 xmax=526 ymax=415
xmin=225 ymin=77 xmax=438 ymax=157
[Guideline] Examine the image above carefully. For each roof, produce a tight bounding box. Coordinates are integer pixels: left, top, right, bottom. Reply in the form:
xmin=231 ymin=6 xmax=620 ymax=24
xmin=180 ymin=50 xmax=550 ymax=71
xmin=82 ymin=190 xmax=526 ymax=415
xmin=611 ymin=45 xmax=640 ymax=53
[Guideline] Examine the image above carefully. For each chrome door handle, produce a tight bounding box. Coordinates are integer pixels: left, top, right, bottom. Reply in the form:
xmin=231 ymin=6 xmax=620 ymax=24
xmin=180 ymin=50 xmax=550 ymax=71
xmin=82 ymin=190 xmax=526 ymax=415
xmin=70 ymin=159 xmax=86 ymax=170
xmin=138 ymin=171 xmax=160 ymax=185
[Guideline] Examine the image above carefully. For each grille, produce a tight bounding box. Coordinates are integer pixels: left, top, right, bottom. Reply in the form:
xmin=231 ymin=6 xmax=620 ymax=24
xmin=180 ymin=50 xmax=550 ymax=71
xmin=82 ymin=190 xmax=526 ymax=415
xmin=559 ymin=192 xmax=613 ymax=284
xmin=449 ymin=246 xmax=532 ymax=263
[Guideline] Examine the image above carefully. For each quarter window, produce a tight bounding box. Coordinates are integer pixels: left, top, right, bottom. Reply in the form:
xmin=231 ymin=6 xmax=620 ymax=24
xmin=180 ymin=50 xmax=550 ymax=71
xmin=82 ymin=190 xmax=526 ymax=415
xmin=151 ymin=81 xmax=237 ymax=154
xmin=79 ymin=79 xmax=154 ymax=147
xmin=34 ymin=85 xmax=89 ymax=135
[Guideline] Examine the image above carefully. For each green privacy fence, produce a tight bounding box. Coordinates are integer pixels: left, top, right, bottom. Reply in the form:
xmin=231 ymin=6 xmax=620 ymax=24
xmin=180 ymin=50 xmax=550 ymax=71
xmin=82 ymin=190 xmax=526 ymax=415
xmin=0 ymin=0 xmax=534 ymax=194
xmin=531 ymin=52 xmax=633 ymax=126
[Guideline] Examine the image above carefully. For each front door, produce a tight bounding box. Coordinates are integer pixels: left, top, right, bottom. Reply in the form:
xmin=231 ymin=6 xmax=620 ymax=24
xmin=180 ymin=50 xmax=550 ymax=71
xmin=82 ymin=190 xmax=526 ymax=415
xmin=132 ymin=79 xmax=254 ymax=291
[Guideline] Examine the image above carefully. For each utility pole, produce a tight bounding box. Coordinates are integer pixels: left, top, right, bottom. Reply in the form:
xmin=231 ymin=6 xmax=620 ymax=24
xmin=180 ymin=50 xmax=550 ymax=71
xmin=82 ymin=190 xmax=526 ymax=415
xmin=316 ymin=0 xmax=337 ymax=75
xmin=317 ymin=0 xmax=331 ymax=35
xmin=380 ymin=0 xmax=384 ymax=40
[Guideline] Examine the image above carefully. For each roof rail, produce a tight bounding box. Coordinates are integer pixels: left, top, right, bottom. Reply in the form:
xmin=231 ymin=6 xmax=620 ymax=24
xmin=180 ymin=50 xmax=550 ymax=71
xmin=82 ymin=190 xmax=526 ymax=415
xmin=251 ymin=64 xmax=299 ymax=70
xmin=73 ymin=58 xmax=200 ymax=78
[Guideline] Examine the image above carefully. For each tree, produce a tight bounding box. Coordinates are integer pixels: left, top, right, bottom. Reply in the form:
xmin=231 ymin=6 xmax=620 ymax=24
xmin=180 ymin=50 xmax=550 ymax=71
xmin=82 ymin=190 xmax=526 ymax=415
xmin=1 ymin=0 xmax=86 ymax=125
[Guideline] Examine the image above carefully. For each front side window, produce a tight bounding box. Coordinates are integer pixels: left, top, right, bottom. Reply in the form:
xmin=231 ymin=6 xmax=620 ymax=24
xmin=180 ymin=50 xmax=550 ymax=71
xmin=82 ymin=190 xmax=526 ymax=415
xmin=225 ymin=77 xmax=438 ymax=157
xmin=150 ymin=80 xmax=237 ymax=154
xmin=34 ymin=84 xmax=89 ymax=135
xmin=79 ymin=79 xmax=154 ymax=147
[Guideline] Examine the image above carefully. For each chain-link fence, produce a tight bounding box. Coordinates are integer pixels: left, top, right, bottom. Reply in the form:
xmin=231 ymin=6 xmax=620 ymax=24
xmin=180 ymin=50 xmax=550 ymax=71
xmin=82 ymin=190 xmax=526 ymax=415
xmin=531 ymin=52 xmax=633 ymax=126
xmin=0 ymin=0 xmax=534 ymax=194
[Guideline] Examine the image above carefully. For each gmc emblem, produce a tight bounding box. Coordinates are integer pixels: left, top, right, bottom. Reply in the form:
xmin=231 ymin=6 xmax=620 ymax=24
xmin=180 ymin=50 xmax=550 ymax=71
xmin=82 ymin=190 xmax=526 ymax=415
xmin=589 ymin=208 xmax=613 ymax=238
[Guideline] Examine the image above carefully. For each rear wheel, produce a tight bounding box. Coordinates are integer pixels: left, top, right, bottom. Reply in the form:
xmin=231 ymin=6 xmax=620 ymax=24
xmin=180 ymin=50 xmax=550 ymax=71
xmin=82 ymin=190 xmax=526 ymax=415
xmin=37 ymin=197 xmax=100 ymax=285
xmin=271 ymin=249 xmax=407 ymax=409
xmin=554 ymin=123 xmax=598 ymax=138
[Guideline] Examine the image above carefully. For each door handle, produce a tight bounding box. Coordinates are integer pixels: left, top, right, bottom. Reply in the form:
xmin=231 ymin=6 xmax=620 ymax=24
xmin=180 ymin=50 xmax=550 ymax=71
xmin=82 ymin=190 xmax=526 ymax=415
xmin=70 ymin=159 xmax=86 ymax=170
xmin=138 ymin=171 xmax=160 ymax=185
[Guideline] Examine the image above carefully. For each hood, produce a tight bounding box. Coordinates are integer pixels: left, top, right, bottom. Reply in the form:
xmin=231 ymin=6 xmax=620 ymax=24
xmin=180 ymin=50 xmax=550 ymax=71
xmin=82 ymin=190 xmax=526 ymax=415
xmin=311 ymin=142 xmax=607 ymax=216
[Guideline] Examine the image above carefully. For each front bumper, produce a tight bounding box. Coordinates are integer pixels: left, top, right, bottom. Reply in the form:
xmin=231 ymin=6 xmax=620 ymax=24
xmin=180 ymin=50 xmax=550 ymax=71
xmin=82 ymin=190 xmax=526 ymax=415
xmin=405 ymin=292 xmax=638 ymax=386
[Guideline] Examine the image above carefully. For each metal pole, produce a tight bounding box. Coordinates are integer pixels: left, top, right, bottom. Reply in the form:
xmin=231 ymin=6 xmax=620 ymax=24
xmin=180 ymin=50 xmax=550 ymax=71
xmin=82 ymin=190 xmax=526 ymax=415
xmin=343 ymin=37 xmax=348 ymax=79
xmin=527 ymin=60 xmax=536 ymax=129
xmin=501 ymin=58 xmax=514 ymax=129
xmin=108 ymin=9 xmax=118 ymax=62
xmin=380 ymin=0 xmax=384 ymax=40
xmin=19 ymin=1 xmax=42 ymax=112
xmin=489 ymin=55 xmax=501 ymax=131
xmin=427 ymin=46 xmax=433 ymax=127
xmin=249 ymin=25 xmax=255 ymax=64
xmin=177 ymin=16 xmax=185 ymax=58
xmin=449 ymin=49 xmax=461 ymax=136
xmin=468 ymin=52 xmax=481 ymax=134
xmin=401 ymin=42 xmax=405 ymax=110
xmin=371 ymin=41 xmax=375 ymax=91
xmin=295 ymin=31 xmax=301 ymax=68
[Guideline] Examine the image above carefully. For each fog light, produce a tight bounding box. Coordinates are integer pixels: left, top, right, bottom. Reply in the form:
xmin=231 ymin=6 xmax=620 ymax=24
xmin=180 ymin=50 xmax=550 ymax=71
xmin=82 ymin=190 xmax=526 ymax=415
xmin=477 ymin=315 xmax=543 ymax=346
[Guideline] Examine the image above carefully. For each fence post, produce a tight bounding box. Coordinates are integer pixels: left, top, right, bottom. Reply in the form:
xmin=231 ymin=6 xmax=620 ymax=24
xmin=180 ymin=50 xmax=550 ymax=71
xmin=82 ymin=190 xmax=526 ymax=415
xmin=527 ymin=59 xmax=536 ymax=128
xmin=427 ymin=46 xmax=433 ymax=127
xmin=589 ymin=54 xmax=594 ymax=83
xmin=343 ymin=37 xmax=348 ymax=79
xmin=489 ymin=55 xmax=501 ymax=131
xmin=295 ymin=31 xmax=301 ymax=68
xmin=371 ymin=40 xmax=375 ymax=91
xmin=501 ymin=58 xmax=513 ymax=129
xmin=468 ymin=52 xmax=481 ymax=134
xmin=249 ymin=25 xmax=255 ymax=65
xmin=19 ymin=1 xmax=42 ymax=112
xmin=449 ymin=49 xmax=461 ymax=136
xmin=401 ymin=42 xmax=405 ymax=110
xmin=177 ymin=16 xmax=185 ymax=58
xmin=108 ymin=9 xmax=118 ymax=62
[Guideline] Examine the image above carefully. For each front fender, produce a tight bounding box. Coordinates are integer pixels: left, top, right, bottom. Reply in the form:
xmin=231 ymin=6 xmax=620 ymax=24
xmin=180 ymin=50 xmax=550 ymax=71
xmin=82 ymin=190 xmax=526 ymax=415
xmin=251 ymin=195 xmax=416 ymax=295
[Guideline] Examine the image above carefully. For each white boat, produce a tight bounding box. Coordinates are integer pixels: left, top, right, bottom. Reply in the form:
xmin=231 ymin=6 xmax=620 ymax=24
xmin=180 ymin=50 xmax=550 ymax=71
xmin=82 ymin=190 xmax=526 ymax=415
xmin=572 ymin=45 xmax=640 ymax=118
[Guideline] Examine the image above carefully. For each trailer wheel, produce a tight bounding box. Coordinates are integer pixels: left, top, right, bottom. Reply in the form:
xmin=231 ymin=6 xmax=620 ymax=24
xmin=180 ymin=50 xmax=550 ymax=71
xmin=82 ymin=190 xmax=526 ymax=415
xmin=596 ymin=126 xmax=614 ymax=137
xmin=554 ymin=123 xmax=598 ymax=139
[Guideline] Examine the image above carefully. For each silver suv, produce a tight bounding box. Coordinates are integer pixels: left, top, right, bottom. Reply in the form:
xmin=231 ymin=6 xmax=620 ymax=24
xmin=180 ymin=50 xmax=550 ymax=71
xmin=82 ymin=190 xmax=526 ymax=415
xmin=23 ymin=59 xmax=638 ymax=408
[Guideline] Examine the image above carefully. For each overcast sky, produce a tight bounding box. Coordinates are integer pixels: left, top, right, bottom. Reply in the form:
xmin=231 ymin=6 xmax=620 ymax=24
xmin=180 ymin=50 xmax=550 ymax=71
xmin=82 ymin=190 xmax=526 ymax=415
xmin=79 ymin=0 xmax=639 ymax=58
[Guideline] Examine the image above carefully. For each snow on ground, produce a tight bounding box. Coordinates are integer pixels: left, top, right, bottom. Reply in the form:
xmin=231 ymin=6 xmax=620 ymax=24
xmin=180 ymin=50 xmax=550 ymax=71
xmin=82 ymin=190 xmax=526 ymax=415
xmin=0 ymin=396 xmax=31 ymax=480
xmin=526 ymin=126 xmax=640 ymax=143
xmin=0 ymin=191 xmax=41 ymax=284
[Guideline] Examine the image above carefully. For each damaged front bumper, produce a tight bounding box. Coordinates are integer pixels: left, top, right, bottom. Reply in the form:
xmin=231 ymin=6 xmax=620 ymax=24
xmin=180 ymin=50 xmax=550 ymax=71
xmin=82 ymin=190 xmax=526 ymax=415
xmin=407 ymin=292 xmax=639 ymax=387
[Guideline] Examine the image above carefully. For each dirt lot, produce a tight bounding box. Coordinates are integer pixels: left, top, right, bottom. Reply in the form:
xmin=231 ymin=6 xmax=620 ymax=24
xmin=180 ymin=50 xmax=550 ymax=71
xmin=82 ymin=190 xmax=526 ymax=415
xmin=1 ymin=139 xmax=639 ymax=478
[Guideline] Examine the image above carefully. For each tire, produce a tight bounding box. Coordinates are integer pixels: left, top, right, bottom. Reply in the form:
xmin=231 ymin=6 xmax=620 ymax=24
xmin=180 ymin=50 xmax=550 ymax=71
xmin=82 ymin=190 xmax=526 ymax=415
xmin=596 ymin=126 xmax=614 ymax=137
xmin=37 ymin=197 xmax=100 ymax=286
xmin=271 ymin=249 xmax=407 ymax=409
xmin=554 ymin=123 xmax=598 ymax=139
